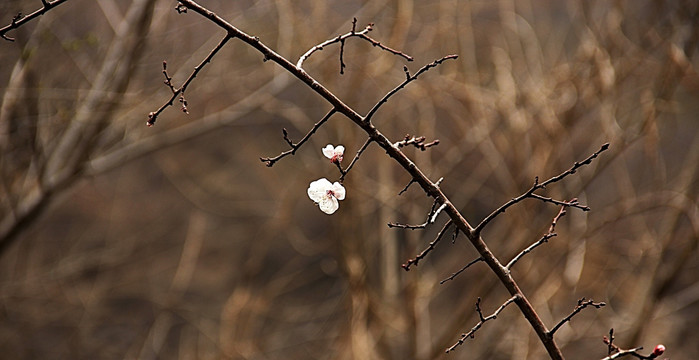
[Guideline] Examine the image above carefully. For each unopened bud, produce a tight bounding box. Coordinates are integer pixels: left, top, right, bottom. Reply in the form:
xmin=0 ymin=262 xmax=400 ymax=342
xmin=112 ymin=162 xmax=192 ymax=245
xmin=652 ymin=344 xmax=665 ymax=356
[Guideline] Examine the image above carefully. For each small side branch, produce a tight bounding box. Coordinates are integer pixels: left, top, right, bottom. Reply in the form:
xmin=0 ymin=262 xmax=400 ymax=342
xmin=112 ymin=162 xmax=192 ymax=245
xmin=398 ymin=179 xmax=416 ymax=195
xmin=338 ymin=137 xmax=372 ymax=182
xmin=402 ymin=220 xmax=453 ymax=271
xmin=600 ymin=329 xmax=666 ymax=359
xmin=446 ymin=296 xmax=518 ymax=353
xmin=147 ymin=34 xmax=232 ymax=126
xmin=388 ymin=199 xmax=446 ymax=229
xmin=540 ymin=143 xmax=610 ymax=188
xmin=365 ymin=55 xmax=458 ymax=123
xmin=440 ymin=257 xmax=483 ymax=284
xmin=600 ymin=348 xmax=647 ymax=360
xmin=531 ymin=194 xmax=589 ymax=211
xmin=260 ymin=109 xmax=337 ymax=167
xmin=474 ymin=143 xmax=610 ymax=235
xmin=393 ymin=134 xmax=440 ymax=151
xmin=506 ymin=205 xmax=567 ymax=270
xmin=1 ymin=0 xmax=70 ymax=41
xmin=296 ymin=17 xmax=413 ymax=71
xmin=549 ymin=298 xmax=606 ymax=335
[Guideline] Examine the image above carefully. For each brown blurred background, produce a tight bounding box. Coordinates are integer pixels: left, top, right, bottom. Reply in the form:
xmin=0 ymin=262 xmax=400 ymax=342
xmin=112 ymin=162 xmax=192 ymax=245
xmin=0 ymin=0 xmax=697 ymax=359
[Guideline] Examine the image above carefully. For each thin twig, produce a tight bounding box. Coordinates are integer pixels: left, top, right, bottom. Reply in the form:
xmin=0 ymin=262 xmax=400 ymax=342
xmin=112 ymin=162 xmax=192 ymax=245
xmin=474 ymin=144 xmax=609 ymax=235
xmin=147 ymin=34 xmax=232 ymax=126
xmin=393 ymin=134 xmax=440 ymax=151
xmin=260 ymin=109 xmax=337 ymax=167
xmin=440 ymin=257 xmax=483 ymax=284
xmin=296 ymin=17 xmax=413 ymax=70
xmin=365 ymin=55 xmax=458 ymax=123
xmin=338 ymin=137 xmax=372 ymax=182
xmin=446 ymin=296 xmax=518 ymax=353
xmin=402 ymin=220 xmax=452 ymax=271
xmin=549 ymin=298 xmax=606 ymax=335
xmin=599 ymin=348 xmax=646 ymax=360
xmin=0 ymin=0 xmax=70 ymax=41
xmin=540 ymin=143 xmax=610 ymax=188
xmin=507 ymin=233 xmax=557 ymax=270
xmin=398 ymin=179 xmax=416 ymax=195
xmin=506 ymin=205 xmax=567 ymax=269
xmin=599 ymin=329 xmax=664 ymax=359
xmin=531 ymin=194 xmax=590 ymax=211
xmin=388 ymin=199 xmax=445 ymax=229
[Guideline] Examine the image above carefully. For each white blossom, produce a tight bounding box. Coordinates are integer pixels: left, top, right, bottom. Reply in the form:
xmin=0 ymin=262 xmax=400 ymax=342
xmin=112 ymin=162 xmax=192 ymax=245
xmin=307 ymin=178 xmax=346 ymax=214
xmin=322 ymin=144 xmax=344 ymax=163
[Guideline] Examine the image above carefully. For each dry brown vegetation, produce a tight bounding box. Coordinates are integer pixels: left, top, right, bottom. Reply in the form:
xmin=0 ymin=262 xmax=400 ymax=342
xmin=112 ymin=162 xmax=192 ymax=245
xmin=0 ymin=0 xmax=697 ymax=359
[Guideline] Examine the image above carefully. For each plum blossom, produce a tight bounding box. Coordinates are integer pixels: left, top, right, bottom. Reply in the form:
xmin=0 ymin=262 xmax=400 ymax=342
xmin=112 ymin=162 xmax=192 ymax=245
xmin=307 ymin=178 xmax=346 ymax=214
xmin=322 ymin=144 xmax=344 ymax=164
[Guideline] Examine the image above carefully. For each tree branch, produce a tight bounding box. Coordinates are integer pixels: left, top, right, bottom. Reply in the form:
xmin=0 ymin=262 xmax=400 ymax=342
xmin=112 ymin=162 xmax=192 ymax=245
xmin=259 ymin=109 xmax=336 ymax=167
xmin=162 ymin=3 xmax=609 ymax=358
xmin=338 ymin=137 xmax=372 ymax=182
xmin=364 ymin=55 xmax=458 ymax=123
xmin=402 ymin=220 xmax=453 ymax=271
xmin=506 ymin=205 xmax=567 ymax=270
xmin=0 ymin=0 xmax=71 ymax=41
xmin=148 ymin=34 xmax=232 ymax=126
xmin=296 ymin=17 xmax=413 ymax=71
xmin=474 ymin=144 xmax=609 ymax=235
xmin=445 ymin=296 xmax=518 ymax=353
xmin=440 ymin=257 xmax=484 ymax=284
xmin=549 ymin=298 xmax=606 ymax=335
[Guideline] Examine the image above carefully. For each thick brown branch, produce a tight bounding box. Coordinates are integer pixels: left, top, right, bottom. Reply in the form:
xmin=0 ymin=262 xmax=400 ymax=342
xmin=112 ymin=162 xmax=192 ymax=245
xmin=172 ymin=2 xmax=572 ymax=358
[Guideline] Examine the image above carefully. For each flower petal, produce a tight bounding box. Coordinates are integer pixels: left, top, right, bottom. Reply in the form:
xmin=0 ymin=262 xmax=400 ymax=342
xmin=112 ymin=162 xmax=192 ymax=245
xmin=331 ymin=182 xmax=345 ymax=200
xmin=322 ymin=145 xmax=335 ymax=159
xmin=308 ymin=178 xmax=332 ymax=203
xmin=318 ymin=196 xmax=339 ymax=214
xmin=335 ymin=145 xmax=345 ymax=155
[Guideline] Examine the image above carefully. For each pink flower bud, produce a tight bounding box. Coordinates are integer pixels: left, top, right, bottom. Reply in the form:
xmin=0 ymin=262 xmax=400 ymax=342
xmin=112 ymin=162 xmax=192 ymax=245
xmin=652 ymin=344 xmax=665 ymax=356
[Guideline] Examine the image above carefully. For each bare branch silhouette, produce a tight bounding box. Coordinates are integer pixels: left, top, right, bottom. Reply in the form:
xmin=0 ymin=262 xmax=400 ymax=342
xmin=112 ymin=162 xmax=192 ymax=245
xmin=600 ymin=329 xmax=666 ymax=359
xmin=402 ymin=220 xmax=453 ymax=271
xmin=365 ymin=55 xmax=458 ymax=123
xmin=296 ymin=17 xmax=413 ymax=72
xmin=338 ymin=138 xmax=372 ymax=182
xmin=147 ymin=35 xmax=232 ymax=126
xmin=260 ymin=109 xmax=336 ymax=167
xmin=550 ymin=298 xmax=606 ymax=335
xmin=440 ymin=257 xmax=484 ymax=284
xmin=163 ymin=2 xmax=614 ymax=358
xmin=474 ymin=143 xmax=610 ymax=235
xmin=506 ymin=205 xmax=567 ymax=270
xmin=0 ymin=0 xmax=70 ymax=41
xmin=446 ymin=296 xmax=518 ymax=353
